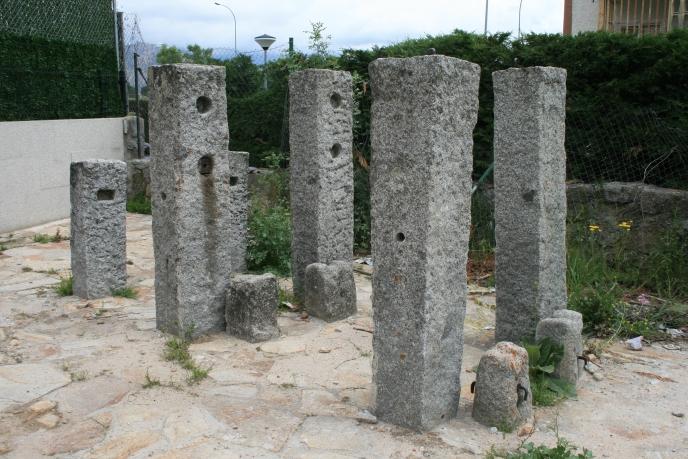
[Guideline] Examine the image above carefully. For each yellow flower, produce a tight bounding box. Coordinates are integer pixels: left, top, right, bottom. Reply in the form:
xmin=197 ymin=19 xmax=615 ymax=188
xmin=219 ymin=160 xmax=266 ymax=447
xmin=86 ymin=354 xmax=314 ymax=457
xmin=617 ymin=220 xmax=632 ymax=231
xmin=588 ymin=224 xmax=601 ymax=233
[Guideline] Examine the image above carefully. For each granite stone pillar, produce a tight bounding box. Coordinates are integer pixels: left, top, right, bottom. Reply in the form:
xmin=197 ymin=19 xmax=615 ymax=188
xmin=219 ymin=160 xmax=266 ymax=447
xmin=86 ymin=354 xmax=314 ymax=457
xmin=288 ymin=69 xmax=355 ymax=306
xmin=369 ymin=55 xmax=480 ymax=430
xmin=70 ymin=160 xmax=127 ymax=299
xmin=536 ymin=310 xmax=584 ymax=386
xmin=493 ymin=66 xmax=568 ymax=343
xmin=149 ymin=64 xmax=248 ymax=338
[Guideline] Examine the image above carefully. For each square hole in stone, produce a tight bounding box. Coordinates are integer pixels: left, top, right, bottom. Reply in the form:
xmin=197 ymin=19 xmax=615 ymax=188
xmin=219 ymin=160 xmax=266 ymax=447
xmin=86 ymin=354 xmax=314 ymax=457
xmin=97 ymin=189 xmax=115 ymax=201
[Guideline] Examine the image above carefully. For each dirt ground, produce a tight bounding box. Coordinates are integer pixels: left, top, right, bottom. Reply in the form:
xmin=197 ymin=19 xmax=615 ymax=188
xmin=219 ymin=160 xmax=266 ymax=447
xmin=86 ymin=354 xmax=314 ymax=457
xmin=0 ymin=214 xmax=686 ymax=458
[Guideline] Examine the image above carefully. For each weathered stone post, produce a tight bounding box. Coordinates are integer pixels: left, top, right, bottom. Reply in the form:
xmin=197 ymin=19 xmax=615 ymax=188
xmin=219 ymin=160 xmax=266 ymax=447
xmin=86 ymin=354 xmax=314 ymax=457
xmin=149 ymin=64 xmax=248 ymax=338
xmin=70 ymin=160 xmax=127 ymax=299
xmin=536 ymin=309 xmax=584 ymax=385
xmin=369 ymin=55 xmax=480 ymax=430
xmin=493 ymin=66 xmax=568 ymax=343
xmin=288 ymin=69 xmax=355 ymax=308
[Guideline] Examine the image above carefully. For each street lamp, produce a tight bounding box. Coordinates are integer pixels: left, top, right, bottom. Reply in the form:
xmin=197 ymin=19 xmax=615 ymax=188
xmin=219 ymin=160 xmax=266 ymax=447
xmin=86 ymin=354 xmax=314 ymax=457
xmin=518 ymin=0 xmax=524 ymax=38
xmin=254 ymin=34 xmax=276 ymax=90
xmin=214 ymin=2 xmax=237 ymax=55
xmin=484 ymin=0 xmax=489 ymax=35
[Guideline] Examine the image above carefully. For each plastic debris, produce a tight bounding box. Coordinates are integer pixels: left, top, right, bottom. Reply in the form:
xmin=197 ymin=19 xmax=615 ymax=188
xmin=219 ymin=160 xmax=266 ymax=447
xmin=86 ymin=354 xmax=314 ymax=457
xmin=626 ymin=336 xmax=643 ymax=351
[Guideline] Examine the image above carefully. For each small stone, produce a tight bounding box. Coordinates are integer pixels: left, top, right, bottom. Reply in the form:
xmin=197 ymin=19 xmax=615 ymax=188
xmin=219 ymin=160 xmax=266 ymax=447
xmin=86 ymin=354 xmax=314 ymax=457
xmin=304 ymin=261 xmax=357 ymax=322
xmin=355 ymin=409 xmax=378 ymax=424
xmin=36 ymin=413 xmax=60 ymax=429
xmin=318 ymin=348 xmax=331 ymax=353
xmin=226 ymin=273 xmax=280 ymax=343
xmin=0 ymin=442 xmax=12 ymax=454
xmin=28 ymin=399 xmax=57 ymax=415
xmin=489 ymin=427 xmax=498 ymax=434
xmin=518 ymin=423 xmax=535 ymax=437
xmin=91 ymin=411 xmax=113 ymax=428
xmin=593 ymin=373 xmax=604 ymax=381
xmin=472 ymin=342 xmax=532 ymax=431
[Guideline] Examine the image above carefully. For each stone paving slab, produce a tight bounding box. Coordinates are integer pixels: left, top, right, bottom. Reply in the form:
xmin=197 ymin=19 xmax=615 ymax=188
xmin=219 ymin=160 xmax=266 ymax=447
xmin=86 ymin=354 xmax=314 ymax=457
xmin=0 ymin=214 xmax=686 ymax=458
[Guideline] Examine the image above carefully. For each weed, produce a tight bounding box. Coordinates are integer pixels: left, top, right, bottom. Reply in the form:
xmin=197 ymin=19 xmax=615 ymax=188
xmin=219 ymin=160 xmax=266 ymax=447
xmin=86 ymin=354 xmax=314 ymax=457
xmin=112 ymin=286 xmax=138 ymax=299
xmin=0 ymin=244 xmax=7 ymax=252
xmin=54 ymin=276 xmax=73 ymax=296
xmin=22 ymin=267 xmax=33 ymax=272
xmin=163 ymin=336 xmax=209 ymax=385
xmin=33 ymin=233 xmax=51 ymax=243
xmin=70 ymin=370 xmax=88 ymax=382
xmin=522 ymin=338 xmax=575 ymax=406
xmin=279 ymin=382 xmax=295 ymax=389
xmin=127 ymin=193 xmax=152 ymax=215
xmin=143 ymin=370 xmax=161 ymax=388
xmin=50 ymin=229 xmax=63 ymax=242
xmin=486 ymin=436 xmax=594 ymax=459
xmin=495 ymin=419 xmax=515 ymax=434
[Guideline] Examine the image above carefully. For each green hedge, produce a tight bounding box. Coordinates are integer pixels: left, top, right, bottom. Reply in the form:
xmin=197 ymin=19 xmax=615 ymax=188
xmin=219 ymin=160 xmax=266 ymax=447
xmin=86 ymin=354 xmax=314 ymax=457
xmin=0 ymin=31 xmax=122 ymax=121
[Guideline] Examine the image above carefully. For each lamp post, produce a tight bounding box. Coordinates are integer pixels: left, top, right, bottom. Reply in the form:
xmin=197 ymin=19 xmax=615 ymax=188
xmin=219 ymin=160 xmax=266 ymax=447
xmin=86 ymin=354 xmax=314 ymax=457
xmin=254 ymin=34 xmax=276 ymax=90
xmin=484 ymin=0 xmax=489 ymax=35
xmin=214 ymin=2 xmax=237 ymax=55
xmin=518 ymin=0 xmax=524 ymax=38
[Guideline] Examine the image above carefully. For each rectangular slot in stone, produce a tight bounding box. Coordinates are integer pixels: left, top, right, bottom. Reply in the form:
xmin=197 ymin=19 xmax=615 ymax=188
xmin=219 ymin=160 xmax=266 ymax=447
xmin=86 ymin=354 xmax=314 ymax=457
xmin=96 ymin=189 xmax=115 ymax=201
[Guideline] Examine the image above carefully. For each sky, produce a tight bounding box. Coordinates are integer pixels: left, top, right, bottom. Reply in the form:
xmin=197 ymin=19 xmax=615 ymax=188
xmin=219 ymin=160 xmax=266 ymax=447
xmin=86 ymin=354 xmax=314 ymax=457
xmin=117 ymin=0 xmax=565 ymax=58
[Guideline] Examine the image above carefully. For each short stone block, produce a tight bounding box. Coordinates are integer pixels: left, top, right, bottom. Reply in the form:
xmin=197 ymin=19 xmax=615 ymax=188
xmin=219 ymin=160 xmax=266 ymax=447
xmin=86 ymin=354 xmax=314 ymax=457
xmin=472 ymin=342 xmax=533 ymax=430
xmin=225 ymin=273 xmax=279 ymax=343
xmin=536 ymin=314 xmax=583 ymax=386
xmin=304 ymin=261 xmax=356 ymax=322
xmin=494 ymin=66 xmax=568 ymax=343
xmin=70 ymin=160 xmax=127 ymax=299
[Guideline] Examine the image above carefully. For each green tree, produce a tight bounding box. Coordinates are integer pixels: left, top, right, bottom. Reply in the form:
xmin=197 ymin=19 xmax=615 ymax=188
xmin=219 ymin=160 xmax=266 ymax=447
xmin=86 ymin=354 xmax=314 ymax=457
xmin=156 ymin=44 xmax=186 ymax=64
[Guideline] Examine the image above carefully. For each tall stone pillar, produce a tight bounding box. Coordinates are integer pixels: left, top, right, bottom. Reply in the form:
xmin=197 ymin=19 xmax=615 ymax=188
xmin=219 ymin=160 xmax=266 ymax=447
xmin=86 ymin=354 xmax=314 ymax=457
xmin=149 ymin=64 xmax=248 ymax=338
xmin=70 ymin=160 xmax=127 ymax=299
xmin=493 ymin=66 xmax=568 ymax=343
xmin=289 ymin=69 xmax=354 ymax=304
xmin=369 ymin=56 xmax=480 ymax=431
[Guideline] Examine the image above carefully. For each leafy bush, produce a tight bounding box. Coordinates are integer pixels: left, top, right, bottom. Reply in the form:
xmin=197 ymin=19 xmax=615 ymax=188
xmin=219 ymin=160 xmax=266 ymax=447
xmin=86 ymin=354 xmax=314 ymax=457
xmin=127 ymin=193 xmax=152 ymax=215
xmin=246 ymin=204 xmax=291 ymax=276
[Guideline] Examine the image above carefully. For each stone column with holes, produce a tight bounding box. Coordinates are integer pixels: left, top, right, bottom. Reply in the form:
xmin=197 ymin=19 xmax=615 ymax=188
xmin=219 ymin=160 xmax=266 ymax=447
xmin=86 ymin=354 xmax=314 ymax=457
xmin=149 ymin=64 xmax=248 ymax=338
xmin=369 ymin=55 xmax=480 ymax=431
xmin=288 ymin=69 xmax=355 ymax=307
xmin=70 ymin=159 xmax=127 ymax=299
xmin=494 ymin=66 xmax=568 ymax=344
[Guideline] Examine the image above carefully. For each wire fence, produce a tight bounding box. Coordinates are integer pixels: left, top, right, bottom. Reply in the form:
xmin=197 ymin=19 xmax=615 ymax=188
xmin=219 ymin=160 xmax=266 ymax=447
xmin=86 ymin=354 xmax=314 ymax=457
xmin=0 ymin=0 xmax=123 ymax=121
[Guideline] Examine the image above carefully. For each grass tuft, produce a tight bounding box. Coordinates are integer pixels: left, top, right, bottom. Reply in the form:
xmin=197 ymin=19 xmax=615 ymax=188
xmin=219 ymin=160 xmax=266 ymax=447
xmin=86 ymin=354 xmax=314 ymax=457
xmin=112 ymin=286 xmax=138 ymax=299
xmin=33 ymin=233 xmax=51 ymax=243
xmin=55 ymin=276 xmax=73 ymax=296
xmin=164 ymin=335 xmax=209 ymax=385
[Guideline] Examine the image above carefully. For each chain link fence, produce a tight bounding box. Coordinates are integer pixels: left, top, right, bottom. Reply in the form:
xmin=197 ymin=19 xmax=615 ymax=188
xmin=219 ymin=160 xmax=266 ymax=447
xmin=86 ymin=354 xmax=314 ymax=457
xmin=0 ymin=0 xmax=123 ymax=121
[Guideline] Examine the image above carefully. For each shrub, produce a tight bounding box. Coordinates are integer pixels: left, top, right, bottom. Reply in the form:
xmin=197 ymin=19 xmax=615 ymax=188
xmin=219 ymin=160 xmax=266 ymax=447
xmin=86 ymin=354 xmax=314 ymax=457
xmin=522 ymin=338 xmax=575 ymax=406
xmin=246 ymin=203 xmax=291 ymax=276
xmin=126 ymin=193 xmax=152 ymax=215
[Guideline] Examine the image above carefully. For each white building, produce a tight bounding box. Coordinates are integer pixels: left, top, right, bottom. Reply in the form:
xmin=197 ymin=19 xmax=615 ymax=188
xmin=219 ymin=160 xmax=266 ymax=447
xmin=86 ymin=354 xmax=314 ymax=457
xmin=564 ymin=0 xmax=687 ymax=35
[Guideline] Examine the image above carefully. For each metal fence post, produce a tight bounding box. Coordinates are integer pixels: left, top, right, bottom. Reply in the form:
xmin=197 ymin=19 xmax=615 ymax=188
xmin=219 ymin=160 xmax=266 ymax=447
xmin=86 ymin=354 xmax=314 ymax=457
xmin=134 ymin=52 xmax=142 ymax=158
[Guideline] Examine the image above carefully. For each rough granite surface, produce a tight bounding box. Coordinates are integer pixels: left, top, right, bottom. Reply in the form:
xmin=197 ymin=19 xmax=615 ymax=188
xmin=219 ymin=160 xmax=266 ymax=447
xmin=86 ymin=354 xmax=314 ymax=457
xmin=493 ymin=66 xmax=568 ymax=343
xmin=369 ymin=55 xmax=480 ymax=431
xmin=536 ymin=314 xmax=584 ymax=386
xmin=472 ymin=342 xmax=533 ymax=430
xmin=289 ymin=69 xmax=354 ymax=302
xmin=225 ymin=273 xmax=279 ymax=343
xmin=148 ymin=64 xmax=248 ymax=338
xmin=70 ymin=160 xmax=127 ymax=299
xmin=304 ymin=261 xmax=357 ymax=322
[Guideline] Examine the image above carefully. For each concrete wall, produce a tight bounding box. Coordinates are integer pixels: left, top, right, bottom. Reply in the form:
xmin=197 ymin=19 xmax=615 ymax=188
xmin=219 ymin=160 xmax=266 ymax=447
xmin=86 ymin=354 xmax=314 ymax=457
xmin=572 ymin=0 xmax=600 ymax=34
xmin=0 ymin=117 xmax=128 ymax=233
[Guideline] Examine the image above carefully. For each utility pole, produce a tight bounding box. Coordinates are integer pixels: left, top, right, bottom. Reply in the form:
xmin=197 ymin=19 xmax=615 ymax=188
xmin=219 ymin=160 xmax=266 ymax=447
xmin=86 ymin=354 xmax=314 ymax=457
xmin=116 ymin=12 xmax=128 ymax=114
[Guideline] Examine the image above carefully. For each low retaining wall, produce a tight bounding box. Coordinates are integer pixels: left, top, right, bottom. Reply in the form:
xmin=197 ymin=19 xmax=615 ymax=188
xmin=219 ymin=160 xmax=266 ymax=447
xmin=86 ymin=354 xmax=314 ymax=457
xmin=0 ymin=117 xmax=134 ymax=233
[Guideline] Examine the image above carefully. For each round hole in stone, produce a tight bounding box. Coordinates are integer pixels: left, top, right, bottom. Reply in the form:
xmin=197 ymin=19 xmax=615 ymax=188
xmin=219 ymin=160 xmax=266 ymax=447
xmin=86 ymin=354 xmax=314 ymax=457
xmin=330 ymin=92 xmax=342 ymax=109
xmin=229 ymin=176 xmax=238 ymax=186
xmin=161 ymin=192 xmax=167 ymax=201
xmin=198 ymin=155 xmax=214 ymax=176
xmin=196 ymin=96 xmax=212 ymax=114
xmin=396 ymin=232 xmax=405 ymax=242
xmin=330 ymin=143 xmax=341 ymax=158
